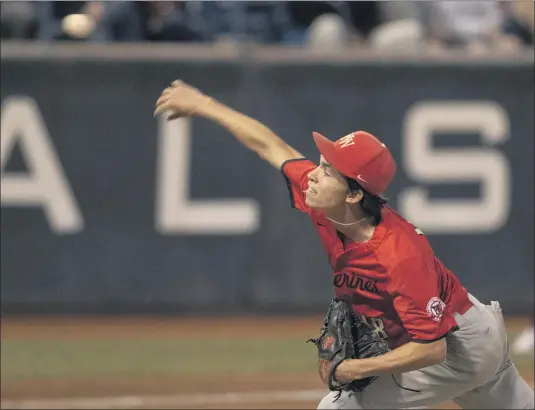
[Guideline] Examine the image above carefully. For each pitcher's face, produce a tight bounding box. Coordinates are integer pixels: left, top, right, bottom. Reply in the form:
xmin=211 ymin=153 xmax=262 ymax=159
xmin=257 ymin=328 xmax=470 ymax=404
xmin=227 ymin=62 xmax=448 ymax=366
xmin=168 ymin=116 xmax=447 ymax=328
xmin=305 ymin=157 xmax=351 ymax=210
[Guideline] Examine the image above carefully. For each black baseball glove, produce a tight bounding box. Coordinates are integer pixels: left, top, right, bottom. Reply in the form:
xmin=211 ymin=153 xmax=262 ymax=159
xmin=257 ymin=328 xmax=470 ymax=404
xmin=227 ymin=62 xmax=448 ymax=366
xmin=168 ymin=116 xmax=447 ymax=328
xmin=307 ymin=298 xmax=389 ymax=398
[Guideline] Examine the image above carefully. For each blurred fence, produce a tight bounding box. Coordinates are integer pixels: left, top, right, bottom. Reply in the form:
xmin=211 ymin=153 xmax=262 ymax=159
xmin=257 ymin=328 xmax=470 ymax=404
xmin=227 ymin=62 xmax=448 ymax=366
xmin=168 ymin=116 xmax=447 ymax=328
xmin=1 ymin=43 xmax=533 ymax=315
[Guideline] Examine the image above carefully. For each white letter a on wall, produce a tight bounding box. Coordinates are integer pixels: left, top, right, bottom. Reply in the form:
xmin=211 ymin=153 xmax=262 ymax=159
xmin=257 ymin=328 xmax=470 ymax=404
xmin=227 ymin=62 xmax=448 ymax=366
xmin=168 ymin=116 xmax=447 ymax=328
xmin=1 ymin=97 xmax=85 ymax=234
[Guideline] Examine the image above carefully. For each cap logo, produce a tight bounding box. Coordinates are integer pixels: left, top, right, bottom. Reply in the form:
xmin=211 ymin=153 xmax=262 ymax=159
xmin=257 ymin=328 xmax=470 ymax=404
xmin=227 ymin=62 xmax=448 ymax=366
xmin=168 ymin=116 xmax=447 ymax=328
xmin=338 ymin=133 xmax=356 ymax=148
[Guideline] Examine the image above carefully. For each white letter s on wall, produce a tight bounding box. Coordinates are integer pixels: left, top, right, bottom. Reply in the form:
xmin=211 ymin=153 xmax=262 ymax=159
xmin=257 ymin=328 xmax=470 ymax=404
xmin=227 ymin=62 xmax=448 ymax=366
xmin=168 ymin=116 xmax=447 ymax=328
xmin=399 ymin=101 xmax=511 ymax=234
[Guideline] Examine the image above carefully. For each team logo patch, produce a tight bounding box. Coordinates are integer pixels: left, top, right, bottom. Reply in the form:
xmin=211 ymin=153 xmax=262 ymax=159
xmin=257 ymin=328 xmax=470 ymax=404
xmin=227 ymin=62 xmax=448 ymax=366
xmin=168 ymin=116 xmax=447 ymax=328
xmin=426 ymin=297 xmax=446 ymax=322
xmin=322 ymin=335 xmax=335 ymax=350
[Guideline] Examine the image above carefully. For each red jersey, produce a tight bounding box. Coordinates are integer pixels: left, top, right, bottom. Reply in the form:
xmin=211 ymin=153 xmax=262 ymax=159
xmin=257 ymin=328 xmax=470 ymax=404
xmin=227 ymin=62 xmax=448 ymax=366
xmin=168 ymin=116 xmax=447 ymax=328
xmin=282 ymin=159 xmax=472 ymax=349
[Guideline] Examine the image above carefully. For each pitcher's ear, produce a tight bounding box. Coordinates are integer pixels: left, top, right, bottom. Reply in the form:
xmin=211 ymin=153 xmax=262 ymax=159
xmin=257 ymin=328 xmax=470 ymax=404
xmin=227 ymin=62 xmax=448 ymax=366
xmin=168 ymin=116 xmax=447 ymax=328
xmin=345 ymin=189 xmax=363 ymax=205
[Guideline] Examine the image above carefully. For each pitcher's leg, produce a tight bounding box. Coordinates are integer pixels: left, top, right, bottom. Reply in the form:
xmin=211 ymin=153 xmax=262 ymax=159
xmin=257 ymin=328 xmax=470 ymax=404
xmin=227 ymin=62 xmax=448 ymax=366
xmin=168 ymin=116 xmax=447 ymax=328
xmin=317 ymin=391 xmax=359 ymax=409
xmin=316 ymin=388 xmax=429 ymax=409
xmin=316 ymin=371 xmax=458 ymax=409
xmin=452 ymin=361 xmax=534 ymax=409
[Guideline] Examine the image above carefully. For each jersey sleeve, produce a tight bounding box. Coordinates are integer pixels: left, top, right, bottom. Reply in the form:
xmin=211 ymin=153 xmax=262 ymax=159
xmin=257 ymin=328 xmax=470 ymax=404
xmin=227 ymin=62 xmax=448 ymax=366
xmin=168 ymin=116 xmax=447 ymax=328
xmin=280 ymin=158 xmax=316 ymax=213
xmin=387 ymin=258 xmax=458 ymax=343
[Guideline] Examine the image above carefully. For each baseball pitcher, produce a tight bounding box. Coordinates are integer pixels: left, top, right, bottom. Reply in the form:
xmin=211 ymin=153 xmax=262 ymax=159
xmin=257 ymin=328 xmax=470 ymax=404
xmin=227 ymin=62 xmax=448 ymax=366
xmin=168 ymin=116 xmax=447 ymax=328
xmin=154 ymin=80 xmax=534 ymax=409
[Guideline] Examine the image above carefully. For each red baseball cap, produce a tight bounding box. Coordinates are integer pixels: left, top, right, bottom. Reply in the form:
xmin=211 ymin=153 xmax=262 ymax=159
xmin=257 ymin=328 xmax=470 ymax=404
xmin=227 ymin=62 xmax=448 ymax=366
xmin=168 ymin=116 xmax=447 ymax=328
xmin=312 ymin=130 xmax=396 ymax=196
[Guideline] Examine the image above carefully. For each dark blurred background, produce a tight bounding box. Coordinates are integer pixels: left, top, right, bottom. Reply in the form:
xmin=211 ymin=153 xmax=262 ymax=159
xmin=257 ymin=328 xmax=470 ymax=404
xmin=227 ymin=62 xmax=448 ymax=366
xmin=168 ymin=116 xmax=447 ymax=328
xmin=1 ymin=2 xmax=533 ymax=408
xmin=1 ymin=1 xmax=533 ymax=50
